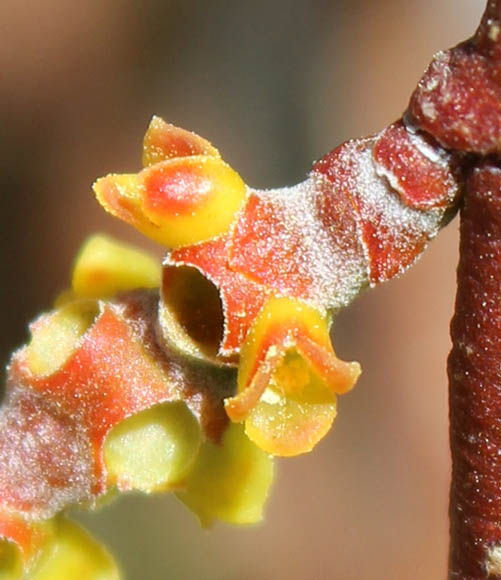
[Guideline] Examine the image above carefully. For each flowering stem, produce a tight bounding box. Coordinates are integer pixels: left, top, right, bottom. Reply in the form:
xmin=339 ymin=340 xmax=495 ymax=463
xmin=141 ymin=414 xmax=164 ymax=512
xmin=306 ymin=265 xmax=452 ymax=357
xmin=448 ymin=161 xmax=501 ymax=579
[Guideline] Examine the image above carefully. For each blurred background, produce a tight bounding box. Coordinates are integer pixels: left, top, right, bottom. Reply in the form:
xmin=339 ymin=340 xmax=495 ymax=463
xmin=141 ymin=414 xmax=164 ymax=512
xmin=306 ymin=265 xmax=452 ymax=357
xmin=0 ymin=1 xmax=486 ymax=578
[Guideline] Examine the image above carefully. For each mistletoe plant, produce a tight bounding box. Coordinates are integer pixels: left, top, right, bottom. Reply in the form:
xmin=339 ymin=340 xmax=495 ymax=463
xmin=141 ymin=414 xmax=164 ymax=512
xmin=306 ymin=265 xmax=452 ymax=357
xmin=1 ymin=1 xmax=500 ymax=578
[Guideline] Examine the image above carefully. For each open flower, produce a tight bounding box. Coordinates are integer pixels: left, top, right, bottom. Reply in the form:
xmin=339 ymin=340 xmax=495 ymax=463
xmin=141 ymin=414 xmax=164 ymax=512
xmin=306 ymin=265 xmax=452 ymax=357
xmin=225 ymin=297 xmax=360 ymax=456
xmin=94 ymin=117 xmax=246 ymax=248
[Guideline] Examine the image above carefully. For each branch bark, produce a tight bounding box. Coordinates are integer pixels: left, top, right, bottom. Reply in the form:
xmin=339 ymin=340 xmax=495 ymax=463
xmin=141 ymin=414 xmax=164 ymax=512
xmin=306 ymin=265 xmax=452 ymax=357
xmin=448 ymin=163 xmax=501 ymax=579
xmin=407 ymin=2 xmax=501 ymax=576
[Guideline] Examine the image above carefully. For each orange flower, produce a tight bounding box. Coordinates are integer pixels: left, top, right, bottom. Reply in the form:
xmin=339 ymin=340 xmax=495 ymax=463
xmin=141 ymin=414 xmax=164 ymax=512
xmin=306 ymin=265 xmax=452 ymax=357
xmin=225 ymin=297 xmax=360 ymax=456
xmin=94 ymin=117 xmax=246 ymax=248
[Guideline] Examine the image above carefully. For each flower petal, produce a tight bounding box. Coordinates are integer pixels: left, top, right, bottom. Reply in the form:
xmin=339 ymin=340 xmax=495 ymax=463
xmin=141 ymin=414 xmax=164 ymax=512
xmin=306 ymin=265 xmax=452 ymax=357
xmin=142 ymin=116 xmax=219 ymax=166
xmin=31 ymin=518 xmax=119 ymax=580
xmin=94 ymin=156 xmax=246 ymax=248
xmin=103 ymin=401 xmax=201 ymax=493
xmin=176 ymin=422 xmax=274 ymax=527
xmin=243 ymin=365 xmax=338 ymax=457
xmin=0 ymin=515 xmax=120 ymax=580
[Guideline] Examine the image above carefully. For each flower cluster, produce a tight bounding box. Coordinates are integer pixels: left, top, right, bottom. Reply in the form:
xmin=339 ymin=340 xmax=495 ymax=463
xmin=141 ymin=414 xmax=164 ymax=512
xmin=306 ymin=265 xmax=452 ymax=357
xmin=94 ymin=116 xmax=367 ymax=456
xmin=0 ymin=111 xmax=460 ymax=578
xmin=0 ymin=231 xmax=272 ymax=578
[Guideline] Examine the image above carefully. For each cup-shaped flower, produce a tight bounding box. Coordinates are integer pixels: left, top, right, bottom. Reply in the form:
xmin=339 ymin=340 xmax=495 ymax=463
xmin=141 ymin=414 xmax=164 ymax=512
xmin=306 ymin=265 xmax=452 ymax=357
xmin=225 ymin=297 xmax=361 ymax=456
xmin=94 ymin=117 xmax=246 ymax=249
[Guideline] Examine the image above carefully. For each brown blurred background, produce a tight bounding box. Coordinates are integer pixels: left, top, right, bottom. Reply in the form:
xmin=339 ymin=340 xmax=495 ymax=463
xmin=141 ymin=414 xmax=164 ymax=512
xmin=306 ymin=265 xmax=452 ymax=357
xmin=0 ymin=1 xmax=485 ymax=578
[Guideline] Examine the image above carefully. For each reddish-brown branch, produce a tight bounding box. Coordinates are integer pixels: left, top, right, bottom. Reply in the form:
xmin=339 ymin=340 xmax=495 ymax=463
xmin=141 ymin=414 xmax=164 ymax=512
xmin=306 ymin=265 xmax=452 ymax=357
xmin=407 ymin=2 xmax=501 ymax=576
xmin=448 ymin=163 xmax=501 ymax=579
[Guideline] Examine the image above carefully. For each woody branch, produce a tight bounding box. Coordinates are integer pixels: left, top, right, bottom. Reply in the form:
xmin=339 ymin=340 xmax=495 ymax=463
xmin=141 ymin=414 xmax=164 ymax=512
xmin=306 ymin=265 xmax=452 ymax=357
xmin=407 ymin=1 xmax=501 ymax=577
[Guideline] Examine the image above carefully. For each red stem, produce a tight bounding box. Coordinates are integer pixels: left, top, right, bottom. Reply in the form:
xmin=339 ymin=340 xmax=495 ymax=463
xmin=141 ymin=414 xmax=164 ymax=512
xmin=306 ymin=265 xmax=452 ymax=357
xmin=407 ymin=1 xmax=501 ymax=574
xmin=448 ymin=162 xmax=501 ymax=579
